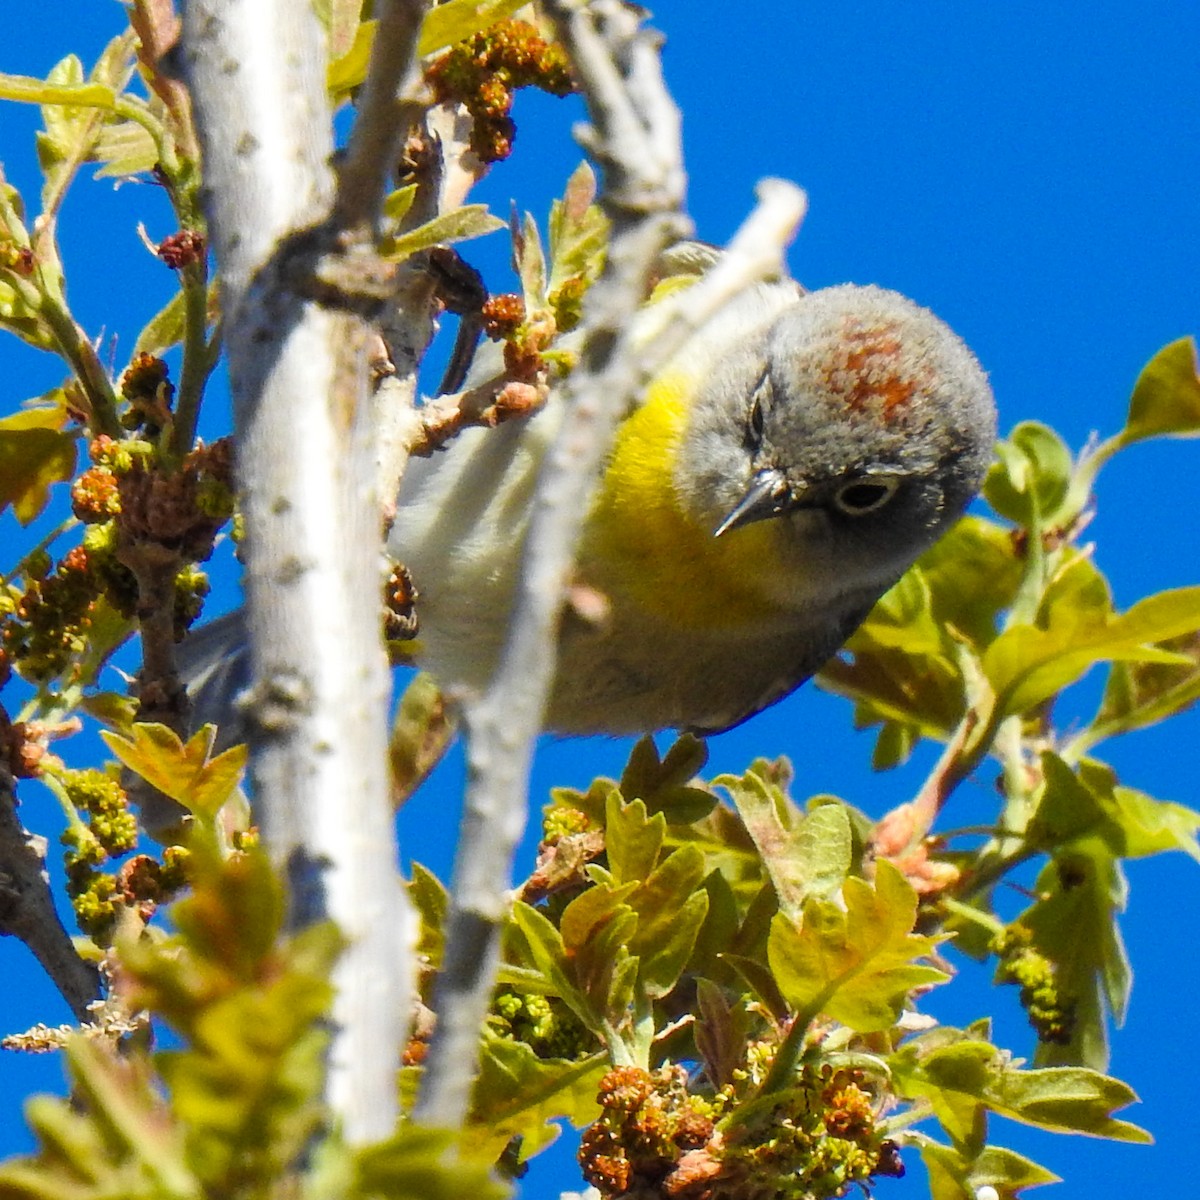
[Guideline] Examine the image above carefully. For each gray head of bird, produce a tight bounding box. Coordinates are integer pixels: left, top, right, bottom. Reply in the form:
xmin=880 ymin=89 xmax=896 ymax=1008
xmin=675 ymin=283 xmax=998 ymax=595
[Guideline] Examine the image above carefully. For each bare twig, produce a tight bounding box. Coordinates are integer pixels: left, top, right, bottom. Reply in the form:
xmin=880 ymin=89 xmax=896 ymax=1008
xmin=334 ymin=0 xmax=432 ymax=232
xmin=180 ymin=0 xmax=425 ymax=1144
xmin=414 ymin=0 xmax=805 ymax=1127
xmin=0 ymin=770 xmax=101 ymax=1022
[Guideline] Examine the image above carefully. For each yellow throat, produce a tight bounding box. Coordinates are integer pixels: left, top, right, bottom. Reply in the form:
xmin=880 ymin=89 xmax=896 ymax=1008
xmin=581 ymin=368 xmax=790 ymax=630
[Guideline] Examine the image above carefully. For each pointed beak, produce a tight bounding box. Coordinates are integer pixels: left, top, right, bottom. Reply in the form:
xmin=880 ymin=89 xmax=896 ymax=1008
xmin=714 ymin=468 xmax=798 ymax=537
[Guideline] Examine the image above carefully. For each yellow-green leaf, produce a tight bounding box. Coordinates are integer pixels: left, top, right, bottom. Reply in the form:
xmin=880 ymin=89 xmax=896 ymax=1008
xmin=1083 ymin=632 xmax=1200 ymax=749
xmin=92 ymin=118 xmax=159 ymax=177
xmin=326 ymin=18 xmax=377 ymax=101
xmin=767 ymin=860 xmax=947 ymax=1031
xmin=718 ymin=766 xmax=851 ymax=919
xmin=354 ymin=1126 xmax=510 ymax=1200
xmin=378 ymin=205 xmax=504 ymax=263
xmin=0 ymin=72 xmax=117 ymax=110
xmin=985 ymin=585 xmax=1200 ymax=718
xmin=468 ymin=1032 xmax=605 ymax=1161
xmin=1122 ymin=336 xmax=1200 ymax=443
xmin=418 ymin=0 xmax=532 ymax=58
xmin=0 ymin=407 xmax=78 ymax=523
xmin=134 ymin=281 xmax=219 ymax=357
xmin=101 ymin=723 xmax=247 ymax=819
xmin=983 ymin=421 xmax=1073 ymax=528
xmin=383 ymin=184 xmax=418 ymax=224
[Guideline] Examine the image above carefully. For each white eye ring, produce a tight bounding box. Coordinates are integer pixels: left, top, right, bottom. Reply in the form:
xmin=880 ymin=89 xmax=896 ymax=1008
xmin=833 ymin=476 xmax=900 ymax=516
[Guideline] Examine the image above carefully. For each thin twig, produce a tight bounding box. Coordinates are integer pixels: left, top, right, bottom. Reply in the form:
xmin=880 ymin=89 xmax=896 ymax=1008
xmin=414 ymin=0 xmax=806 ymax=1128
xmin=0 ymin=769 xmax=101 ymax=1021
xmin=334 ymin=0 xmax=432 ymax=233
xmin=168 ymin=260 xmax=214 ymax=462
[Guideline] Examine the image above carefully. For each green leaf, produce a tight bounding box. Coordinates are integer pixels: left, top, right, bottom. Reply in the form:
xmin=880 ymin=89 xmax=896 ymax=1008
xmin=134 ymin=281 xmax=219 ymax=357
xmin=30 ymin=38 xmax=142 ymax=217
xmin=627 ymin=853 xmax=709 ymax=998
xmin=158 ymin=971 xmax=332 ymax=1192
xmin=818 ymin=565 xmax=968 ymax=752
xmin=409 ymin=862 xmax=448 ymax=967
xmin=911 ymin=1133 xmax=1060 ymax=1200
xmin=0 ymin=407 xmax=78 ymax=523
xmin=91 ymin=117 xmax=159 ymax=177
xmin=718 ymin=766 xmax=851 ymax=919
xmin=1036 ymin=552 xmax=1113 ymax=638
xmin=509 ymin=901 xmax=596 ymax=1031
xmin=557 ymin=882 xmax=639 ymax=1024
xmin=767 ymin=861 xmax=947 ymax=1032
xmin=546 ymin=161 xmax=609 ymax=299
xmin=1083 ymin=631 xmax=1200 ymax=749
xmin=326 ymin=19 xmax=377 ymax=102
xmin=1121 ymin=336 xmax=1200 ymax=443
xmin=604 ymin=792 xmax=665 ymax=886
xmin=101 ymin=723 xmax=247 ymax=819
xmin=383 ymin=184 xmax=418 ymax=223
xmin=0 ymin=1039 xmax=197 ymax=1200
xmin=985 ymin=585 xmax=1200 ymax=718
xmin=390 ymin=672 xmax=457 ymax=808
xmin=0 ymin=69 xmax=117 ymax=110
xmin=897 ymin=1034 xmax=1149 ymax=1151
xmin=1022 ymin=839 xmax=1130 ymax=1070
xmin=990 ymin=1064 xmax=1149 ymax=1141
xmin=0 ymin=276 xmax=56 ymax=349
xmin=1084 ymin=765 xmax=1200 ymax=862
xmin=468 ymin=1032 xmax=605 ymax=1160
xmin=378 ymin=206 xmax=504 ymax=263
xmin=618 ymin=734 xmax=715 ymax=822
xmin=968 ymin=1146 xmax=1061 ymax=1196
xmin=418 ymin=0 xmax=532 ymax=58
xmin=983 ymin=421 xmax=1074 ymax=527
xmin=1029 ymin=753 xmax=1200 ymax=864
xmin=514 ymin=210 xmax=548 ymax=315
xmin=919 ymin=514 xmax=1024 ymax=648
xmin=352 ymin=1126 xmax=510 ymax=1200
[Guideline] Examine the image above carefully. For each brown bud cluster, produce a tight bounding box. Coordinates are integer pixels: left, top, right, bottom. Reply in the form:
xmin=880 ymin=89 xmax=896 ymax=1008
xmin=0 ymin=712 xmax=47 ymax=779
xmin=156 ymin=229 xmax=206 ymax=270
xmin=119 ymin=353 xmax=175 ymax=433
xmin=384 ymin=561 xmax=419 ymax=643
xmin=109 ymin=436 xmax=234 ymax=562
xmin=481 ymin=292 xmax=526 ymax=341
xmin=580 ymin=1066 xmax=715 ymax=1198
xmin=425 ymin=19 xmax=574 ymax=163
xmin=0 ymin=241 xmax=35 ymax=276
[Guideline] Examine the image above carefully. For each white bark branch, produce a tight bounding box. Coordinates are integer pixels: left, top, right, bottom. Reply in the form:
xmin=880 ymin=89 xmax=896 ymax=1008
xmin=181 ymin=0 xmax=419 ymax=1144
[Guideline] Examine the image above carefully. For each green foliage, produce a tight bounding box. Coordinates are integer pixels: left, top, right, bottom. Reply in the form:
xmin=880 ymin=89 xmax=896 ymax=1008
xmin=0 ymin=3 xmax=1196 ymax=1198
xmin=767 ymin=862 xmax=948 ymax=1033
xmin=0 ymin=406 xmax=78 ymax=524
xmin=101 ymin=724 xmax=247 ymax=821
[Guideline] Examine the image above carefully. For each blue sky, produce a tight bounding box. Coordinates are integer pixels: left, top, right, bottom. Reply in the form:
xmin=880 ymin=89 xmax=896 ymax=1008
xmin=1 ymin=2 xmax=1198 ymax=1196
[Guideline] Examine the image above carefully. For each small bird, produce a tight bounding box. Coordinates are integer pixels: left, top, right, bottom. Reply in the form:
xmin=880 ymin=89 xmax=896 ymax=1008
xmin=388 ymin=277 xmax=996 ymax=735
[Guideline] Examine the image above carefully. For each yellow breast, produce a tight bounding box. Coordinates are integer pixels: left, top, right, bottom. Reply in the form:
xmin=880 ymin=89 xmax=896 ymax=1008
xmin=581 ymin=369 xmax=789 ymax=630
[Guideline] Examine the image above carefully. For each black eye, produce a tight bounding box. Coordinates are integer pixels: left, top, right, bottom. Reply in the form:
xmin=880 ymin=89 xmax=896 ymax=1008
xmin=834 ymin=477 xmax=900 ymax=516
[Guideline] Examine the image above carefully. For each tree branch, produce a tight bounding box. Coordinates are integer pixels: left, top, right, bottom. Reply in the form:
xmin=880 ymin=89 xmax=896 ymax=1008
xmin=180 ymin=0 xmax=421 ymax=1144
xmin=0 ymin=768 xmax=100 ymax=1022
xmin=334 ymin=0 xmax=431 ymax=232
xmin=414 ymin=0 xmax=806 ymax=1128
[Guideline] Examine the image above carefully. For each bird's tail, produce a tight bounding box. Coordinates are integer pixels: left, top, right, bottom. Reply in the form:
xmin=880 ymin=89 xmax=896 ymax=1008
xmin=176 ymin=606 xmax=251 ymax=750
